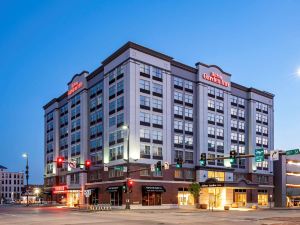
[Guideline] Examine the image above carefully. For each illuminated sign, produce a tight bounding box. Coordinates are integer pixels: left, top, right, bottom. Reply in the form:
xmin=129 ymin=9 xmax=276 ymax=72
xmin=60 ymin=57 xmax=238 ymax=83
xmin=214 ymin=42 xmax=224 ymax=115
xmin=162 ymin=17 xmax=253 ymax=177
xmin=202 ymin=72 xmax=230 ymax=87
xmin=68 ymin=81 xmax=83 ymax=96
xmin=53 ymin=185 xmax=68 ymax=194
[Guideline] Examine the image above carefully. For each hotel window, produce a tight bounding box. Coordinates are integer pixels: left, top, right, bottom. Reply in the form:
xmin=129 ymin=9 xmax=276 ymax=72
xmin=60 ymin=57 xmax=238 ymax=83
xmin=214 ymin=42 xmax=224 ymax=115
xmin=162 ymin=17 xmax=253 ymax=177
xmin=174 ymin=77 xmax=183 ymax=87
xmin=216 ymin=128 xmax=224 ymax=137
xmin=174 ymin=135 xmax=183 ymax=144
xmin=208 ymin=140 xmax=215 ymax=151
xmin=109 ymin=85 xmax=116 ymax=98
xmin=238 ymin=133 xmax=245 ymax=142
xmin=185 ymin=151 xmax=193 ymax=163
xmin=152 ymin=98 xmax=163 ymax=110
xmin=140 ymin=144 xmax=151 ymax=157
xmin=174 ymin=91 xmax=183 ymax=101
xmin=208 ymin=99 xmax=215 ymax=109
xmin=140 ymin=63 xmax=150 ymax=74
xmin=140 ymin=96 xmax=150 ymax=107
xmin=185 ymin=94 xmax=193 ymax=104
xmin=152 ymin=130 xmax=162 ymax=141
xmin=184 ymin=80 xmax=193 ymax=90
xmin=262 ymin=138 xmax=268 ymax=146
xmin=238 ymin=109 xmax=245 ymax=118
xmin=140 ymin=79 xmax=150 ymax=91
xmin=262 ymin=104 xmax=268 ymax=112
xmin=231 ymin=108 xmax=238 ymax=116
xmin=152 ymin=114 xmax=163 ymax=126
xmin=152 ymin=67 xmax=163 ymax=79
xmin=140 ymin=112 xmax=150 ymax=123
xmin=239 ymin=145 xmax=245 ymax=154
xmin=231 ymin=144 xmax=238 ymax=151
xmin=216 ymin=101 xmax=223 ymax=111
xmin=117 ymin=80 xmax=124 ymax=93
xmin=231 ymin=96 xmax=238 ymax=104
xmin=116 ymin=65 xmax=124 ymax=75
xmin=207 ymin=86 xmax=215 ymax=95
xmin=152 ymin=83 xmax=163 ymax=95
xmin=116 ymin=96 xmax=124 ymax=109
xmin=185 ymin=122 xmax=193 ymax=132
xmin=256 ymin=125 xmax=262 ymax=133
xmin=109 ymin=117 xmax=116 ymax=127
xmin=262 ymin=115 xmax=268 ymax=123
xmin=231 ymin=120 xmax=238 ymax=129
xmin=258 ymin=190 xmax=268 ymax=206
xmin=153 ymin=146 xmax=163 ymax=159
xmin=239 ymin=158 xmax=246 ymax=168
xmin=256 ymin=137 xmax=262 ymax=145
xmin=174 ymin=169 xmax=183 ymax=178
xmin=256 ymin=102 xmax=262 ymax=110
xmin=208 ymin=113 xmax=215 ymax=123
xmin=231 ymin=132 xmax=238 ymax=141
xmin=109 ymin=71 xmax=115 ymax=83
xmin=262 ymin=160 xmax=268 ymax=168
xmin=208 ymin=127 xmax=215 ymax=136
xmin=217 ymin=155 xmax=224 ymax=165
xmin=116 ymin=113 xmax=124 ymax=126
xmin=140 ymin=167 xmax=150 ymax=176
xmin=215 ymin=89 xmax=224 ymax=98
xmin=216 ymin=141 xmax=224 ymax=151
xmin=216 ymin=115 xmax=224 ymax=125
xmin=185 ymin=108 xmax=193 ymax=118
xmin=109 ymin=101 xmax=116 ymax=113
xmin=239 ymin=121 xmax=245 ymax=130
xmin=174 ymin=120 xmax=183 ymax=130
xmin=185 ymin=136 xmax=193 ymax=146
xmin=256 ymin=113 xmax=262 ymax=122
xmin=175 ymin=150 xmax=184 ymax=160
xmin=262 ymin=127 xmax=268 ymax=135
xmin=116 ymin=145 xmax=124 ymax=159
xmin=238 ymin=98 xmax=245 ymax=106
xmin=140 ymin=129 xmax=150 ymax=139
xmin=208 ymin=171 xmax=225 ymax=182
xmin=174 ymin=105 xmax=183 ymax=116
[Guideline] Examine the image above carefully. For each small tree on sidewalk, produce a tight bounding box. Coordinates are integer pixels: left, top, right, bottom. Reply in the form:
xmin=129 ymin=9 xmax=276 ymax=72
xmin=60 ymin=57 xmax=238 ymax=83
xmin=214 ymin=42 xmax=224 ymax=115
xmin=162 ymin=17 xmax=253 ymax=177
xmin=188 ymin=182 xmax=201 ymax=205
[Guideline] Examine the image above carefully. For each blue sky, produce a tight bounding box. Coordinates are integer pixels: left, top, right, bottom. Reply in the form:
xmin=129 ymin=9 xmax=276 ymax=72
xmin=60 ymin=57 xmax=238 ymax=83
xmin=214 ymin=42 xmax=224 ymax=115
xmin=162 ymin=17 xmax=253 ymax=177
xmin=0 ymin=0 xmax=300 ymax=184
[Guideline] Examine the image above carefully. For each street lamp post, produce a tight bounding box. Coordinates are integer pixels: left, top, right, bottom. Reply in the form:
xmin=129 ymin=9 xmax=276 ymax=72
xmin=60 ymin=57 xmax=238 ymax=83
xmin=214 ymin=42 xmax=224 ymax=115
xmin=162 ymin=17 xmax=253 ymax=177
xmin=122 ymin=125 xmax=130 ymax=210
xmin=22 ymin=153 xmax=29 ymax=206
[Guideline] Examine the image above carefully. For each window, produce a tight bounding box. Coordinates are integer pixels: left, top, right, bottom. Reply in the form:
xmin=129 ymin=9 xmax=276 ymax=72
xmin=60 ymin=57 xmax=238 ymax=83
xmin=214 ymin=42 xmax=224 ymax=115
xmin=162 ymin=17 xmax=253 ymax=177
xmin=152 ymin=67 xmax=162 ymax=79
xmin=109 ymin=117 xmax=116 ymax=127
xmin=239 ymin=145 xmax=245 ymax=154
xmin=175 ymin=150 xmax=183 ymax=160
xmin=256 ymin=102 xmax=262 ymax=110
xmin=174 ymin=135 xmax=183 ymax=144
xmin=185 ymin=94 xmax=193 ymax=104
xmin=109 ymin=85 xmax=116 ymax=98
xmin=239 ymin=121 xmax=245 ymax=130
xmin=140 ymin=79 xmax=150 ymax=91
xmin=238 ymin=98 xmax=245 ymax=106
xmin=174 ymin=169 xmax=183 ymax=178
xmin=174 ymin=105 xmax=183 ymax=116
xmin=208 ymin=127 xmax=215 ymax=136
xmin=185 ymin=108 xmax=193 ymax=118
xmin=140 ymin=129 xmax=150 ymax=139
xmin=185 ymin=122 xmax=193 ymax=132
xmin=208 ymin=171 xmax=225 ymax=182
xmin=256 ymin=113 xmax=262 ymax=121
xmin=208 ymin=86 xmax=215 ymax=95
xmin=174 ymin=91 xmax=183 ymax=101
xmin=117 ymin=96 xmax=124 ymax=109
xmin=152 ymin=130 xmax=162 ymax=141
xmin=262 ymin=115 xmax=268 ymax=123
xmin=109 ymin=71 xmax=115 ymax=83
xmin=216 ymin=141 xmax=224 ymax=151
xmin=262 ymin=104 xmax=268 ymax=112
xmin=238 ymin=109 xmax=245 ymax=118
xmin=152 ymin=114 xmax=163 ymax=126
xmin=216 ymin=128 xmax=224 ymax=137
xmin=140 ymin=96 xmax=150 ymax=107
xmin=208 ymin=113 xmax=215 ymax=123
xmin=208 ymin=99 xmax=215 ymax=109
xmin=117 ymin=80 xmax=124 ymax=93
xmin=140 ymin=144 xmax=150 ymax=156
xmin=116 ymin=113 xmax=124 ymax=125
xmin=262 ymin=126 xmax=268 ymax=135
xmin=140 ymin=112 xmax=150 ymax=123
xmin=231 ymin=132 xmax=238 ymax=141
xmin=174 ymin=120 xmax=183 ymax=130
xmin=256 ymin=137 xmax=262 ymax=145
xmin=152 ymin=83 xmax=163 ymax=94
xmin=152 ymin=98 xmax=162 ymax=110
xmin=208 ymin=140 xmax=215 ymax=150
xmin=185 ymin=136 xmax=193 ymax=145
xmin=153 ymin=146 xmax=163 ymax=157
xmin=109 ymin=101 xmax=116 ymax=113
xmin=231 ymin=96 xmax=238 ymax=104
xmin=185 ymin=151 xmax=193 ymax=163
xmin=140 ymin=63 xmax=150 ymax=74
xmin=184 ymin=80 xmax=193 ymax=90
xmin=239 ymin=133 xmax=245 ymax=142
xmin=231 ymin=108 xmax=238 ymax=116
xmin=231 ymin=120 xmax=238 ymax=129
xmin=216 ymin=101 xmax=224 ymax=111
xmin=216 ymin=115 xmax=224 ymax=124
xmin=215 ymin=89 xmax=224 ymax=98
xmin=263 ymin=138 xmax=268 ymax=146
xmin=174 ymin=77 xmax=183 ymax=87
xmin=231 ymin=144 xmax=238 ymax=152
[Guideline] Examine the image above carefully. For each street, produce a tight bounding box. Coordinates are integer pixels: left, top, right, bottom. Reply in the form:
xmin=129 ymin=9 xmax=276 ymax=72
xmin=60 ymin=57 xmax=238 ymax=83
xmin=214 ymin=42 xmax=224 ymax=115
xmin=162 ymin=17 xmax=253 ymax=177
xmin=1 ymin=206 xmax=300 ymax=225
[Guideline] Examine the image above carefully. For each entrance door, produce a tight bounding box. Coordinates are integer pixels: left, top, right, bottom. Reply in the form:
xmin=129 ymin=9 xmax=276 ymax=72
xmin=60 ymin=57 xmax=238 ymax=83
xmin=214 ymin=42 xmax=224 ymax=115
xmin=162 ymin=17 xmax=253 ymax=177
xmin=235 ymin=191 xmax=247 ymax=207
xmin=110 ymin=191 xmax=122 ymax=206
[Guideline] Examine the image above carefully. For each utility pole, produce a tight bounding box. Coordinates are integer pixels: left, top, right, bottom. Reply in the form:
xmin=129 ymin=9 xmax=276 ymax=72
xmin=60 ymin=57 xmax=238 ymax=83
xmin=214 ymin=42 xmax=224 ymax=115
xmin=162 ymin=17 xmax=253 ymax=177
xmin=22 ymin=153 xmax=29 ymax=206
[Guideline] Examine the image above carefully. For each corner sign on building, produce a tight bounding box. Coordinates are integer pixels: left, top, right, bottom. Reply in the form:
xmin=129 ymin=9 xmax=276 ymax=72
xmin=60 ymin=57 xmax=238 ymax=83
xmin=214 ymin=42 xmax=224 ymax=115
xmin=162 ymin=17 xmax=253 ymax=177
xmin=68 ymin=81 xmax=83 ymax=96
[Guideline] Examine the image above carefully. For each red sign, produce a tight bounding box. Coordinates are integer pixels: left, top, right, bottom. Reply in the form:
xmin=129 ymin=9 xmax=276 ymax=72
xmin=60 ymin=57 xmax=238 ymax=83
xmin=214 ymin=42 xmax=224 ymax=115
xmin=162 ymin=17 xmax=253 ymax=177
xmin=203 ymin=72 xmax=230 ymax=87
xmin=53 ymin=185 xmax=68 ymax=194
xmin=68 ymin=81 xmax=83 ymax=96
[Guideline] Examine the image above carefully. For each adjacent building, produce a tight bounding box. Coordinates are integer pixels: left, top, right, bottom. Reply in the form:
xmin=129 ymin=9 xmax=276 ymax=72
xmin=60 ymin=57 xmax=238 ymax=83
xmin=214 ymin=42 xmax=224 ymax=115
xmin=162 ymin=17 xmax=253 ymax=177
xmin=274 ymin=154 xmax=300 ymax=207
xmin=44 ymin=42 xmax=274 ymax=208
xmin=0 ymin=165 xmax=24 ymax=203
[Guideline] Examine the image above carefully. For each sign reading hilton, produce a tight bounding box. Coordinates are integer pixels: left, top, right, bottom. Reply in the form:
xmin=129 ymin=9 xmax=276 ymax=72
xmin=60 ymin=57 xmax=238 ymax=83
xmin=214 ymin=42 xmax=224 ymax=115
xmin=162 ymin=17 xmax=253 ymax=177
xmin=68 ymin=81 xmax=83 ymax=96
xmin=203 ymin=72 xmax=230 ymax=87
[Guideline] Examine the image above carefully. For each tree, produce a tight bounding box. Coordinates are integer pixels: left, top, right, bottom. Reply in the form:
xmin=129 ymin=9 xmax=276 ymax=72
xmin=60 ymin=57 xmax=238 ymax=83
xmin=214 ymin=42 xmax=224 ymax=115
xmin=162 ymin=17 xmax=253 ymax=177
xmin=188 ymin=182 xmax=201 ymax=204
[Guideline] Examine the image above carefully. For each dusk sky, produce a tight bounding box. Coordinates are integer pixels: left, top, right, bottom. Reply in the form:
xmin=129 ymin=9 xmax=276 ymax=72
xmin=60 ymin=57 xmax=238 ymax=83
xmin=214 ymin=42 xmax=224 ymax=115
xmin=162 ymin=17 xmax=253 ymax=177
xmin=1 ymin=0 xmax=300 ymax=184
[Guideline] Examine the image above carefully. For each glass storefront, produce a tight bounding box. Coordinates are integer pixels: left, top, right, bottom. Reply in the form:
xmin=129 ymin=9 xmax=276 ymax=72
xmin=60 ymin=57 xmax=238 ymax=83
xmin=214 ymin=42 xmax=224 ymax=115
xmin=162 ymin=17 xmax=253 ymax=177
xmin=258 ymin=190 xmax=268 ymax=206
xmin=178 ymin=188 xmax=194 ymax=206
xmin=107 ymin=186 xmax=122 ymax=206
xmin=234 ymin=189 xmax=246 ymax=206
xmin=67 ymin=190 xmax=80 ymax=207
xmin=142 ymin=186 xmax=165 ymax=206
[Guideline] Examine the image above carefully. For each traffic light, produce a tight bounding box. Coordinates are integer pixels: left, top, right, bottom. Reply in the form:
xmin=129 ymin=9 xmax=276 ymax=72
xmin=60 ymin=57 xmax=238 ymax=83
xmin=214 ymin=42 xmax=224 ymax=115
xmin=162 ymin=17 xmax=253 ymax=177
xmin=230 ymin=150 xmax=237 ymax=164
xmin=156 ymin=161 xmax=162 ymax=172
xmin=127 ymin=179 xmax=133 ymax=193
xmin=200 ymin=153 xmax=206 ymax=166
xmin=122 ymin=182 xmax=127 ymax=193
xmin=57 ymin=156 xmax=64 ymax=168
xmin=85 ymin=160 xmax=91 ymax=170
xmin=176 ymin=158 xmax=183 ymax=168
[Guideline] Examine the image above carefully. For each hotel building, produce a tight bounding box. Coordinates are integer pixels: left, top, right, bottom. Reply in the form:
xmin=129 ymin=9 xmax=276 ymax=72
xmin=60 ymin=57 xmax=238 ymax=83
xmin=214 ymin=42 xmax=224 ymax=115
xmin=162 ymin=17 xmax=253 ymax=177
xmin=44 ymin=42 xmax=274 ymax=208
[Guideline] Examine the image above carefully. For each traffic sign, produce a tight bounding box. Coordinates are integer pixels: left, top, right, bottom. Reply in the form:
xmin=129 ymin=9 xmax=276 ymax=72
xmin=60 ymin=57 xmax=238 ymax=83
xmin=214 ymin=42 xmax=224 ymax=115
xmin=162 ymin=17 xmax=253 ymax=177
xmin=164 ymin=162 xmax=169 ymax=170
xmin=255 ymin=148 xmax=264 ymax=162
xmin=286 ymin=149 xmax=300 ymax=156
xmin=270 ymin=150 xmax=279 ymax=161
xmin=68 ymin=161 xmax=77 ymax=169
xmin=84 ymin=190 xmax=91 ymax=197
xmin=104 ymin=164 xmax=108 ymax=171
xmin=123 ymin=166 xmax=127 ymax=173
xmin=114 ymin=166 xmax=123 ymax=171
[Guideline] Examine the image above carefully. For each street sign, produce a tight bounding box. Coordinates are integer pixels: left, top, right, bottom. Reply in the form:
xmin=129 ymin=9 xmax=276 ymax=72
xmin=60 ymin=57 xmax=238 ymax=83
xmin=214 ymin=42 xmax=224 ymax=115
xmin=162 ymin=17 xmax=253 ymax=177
xmin=104 ymin=164 xmax=108 ymax=171
xmin=123 ymin=166 xmax=127 ymax=173
xmin=270 ymin=150 xmax=279 ymax=161
xmin=114 ymin=166 xmax=123 ymax=171
xmin=84 ymin=190 xmax=91 ymax=197
xmin=286 ymin=149 xmax=300 ymax=156
xmin=68 ymin=161 xmax=77 ymax=169
xmin=150 ymin=164 xmax=155 ymax=172
xmin=255 ymin=148 xmax=264 ymax=162
xmin=164 ymin=162 xmax=169 ymax=170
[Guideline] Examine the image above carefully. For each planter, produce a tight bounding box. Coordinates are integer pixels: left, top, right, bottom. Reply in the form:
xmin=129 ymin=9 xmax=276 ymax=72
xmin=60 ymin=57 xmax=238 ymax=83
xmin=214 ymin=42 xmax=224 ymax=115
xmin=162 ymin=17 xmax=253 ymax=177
xmin=224 ymin=205 xmax=230 ymax=210
xmin=200 ymin=204 xmax=208 ymax=209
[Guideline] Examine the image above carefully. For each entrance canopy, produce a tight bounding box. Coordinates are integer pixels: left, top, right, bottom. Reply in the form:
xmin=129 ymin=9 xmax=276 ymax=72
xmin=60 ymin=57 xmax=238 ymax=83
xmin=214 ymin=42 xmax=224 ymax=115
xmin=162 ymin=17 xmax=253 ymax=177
xmin=200 ymin=178 xmax=258 ymax=189
xmin=142 ymin=186 xmax=166 ymax=193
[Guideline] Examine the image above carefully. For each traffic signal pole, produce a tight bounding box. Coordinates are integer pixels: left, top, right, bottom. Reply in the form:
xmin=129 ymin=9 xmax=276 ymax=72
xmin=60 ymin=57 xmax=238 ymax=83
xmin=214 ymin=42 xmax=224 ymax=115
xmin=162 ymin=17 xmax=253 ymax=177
xmin=205 ymin=151 xmax=287 ymax=161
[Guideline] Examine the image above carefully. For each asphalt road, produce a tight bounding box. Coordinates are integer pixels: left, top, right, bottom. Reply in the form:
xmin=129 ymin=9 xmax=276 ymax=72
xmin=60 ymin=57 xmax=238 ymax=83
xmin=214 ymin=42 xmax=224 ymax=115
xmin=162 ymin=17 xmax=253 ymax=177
xmin=1 ymin=205 xmax=300 ymax=225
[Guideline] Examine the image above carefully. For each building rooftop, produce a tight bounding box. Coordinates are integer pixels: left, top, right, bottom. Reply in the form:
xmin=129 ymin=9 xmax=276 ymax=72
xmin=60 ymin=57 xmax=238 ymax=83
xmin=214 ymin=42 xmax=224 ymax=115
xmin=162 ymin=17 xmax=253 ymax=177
xmin=0 ymin=165 xmax=7 ymax=170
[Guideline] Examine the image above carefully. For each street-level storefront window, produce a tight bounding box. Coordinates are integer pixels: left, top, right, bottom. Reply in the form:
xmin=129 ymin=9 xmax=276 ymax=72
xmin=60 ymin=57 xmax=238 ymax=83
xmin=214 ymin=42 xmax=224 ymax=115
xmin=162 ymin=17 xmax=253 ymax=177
xmin=208 ymin=171 xmax=225 ymax=182
xmin=142 ymin=186 xmax=165 ymax=206
xmin=106 ymin=186 xmax=122 ymax=206
xmin=234 ymin=189 xmax=246 ymax=206
xmin=258 ymin=190 xmax=268 ymax=206
xmin=178 ymin=188 xmax=194 ymax=206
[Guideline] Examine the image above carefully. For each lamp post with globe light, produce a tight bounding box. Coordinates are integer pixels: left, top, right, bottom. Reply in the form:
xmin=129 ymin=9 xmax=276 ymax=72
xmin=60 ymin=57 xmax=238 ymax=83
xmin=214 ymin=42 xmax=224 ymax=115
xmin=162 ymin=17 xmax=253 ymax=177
xmin=22 ymin=153 xmax=29 ymax=206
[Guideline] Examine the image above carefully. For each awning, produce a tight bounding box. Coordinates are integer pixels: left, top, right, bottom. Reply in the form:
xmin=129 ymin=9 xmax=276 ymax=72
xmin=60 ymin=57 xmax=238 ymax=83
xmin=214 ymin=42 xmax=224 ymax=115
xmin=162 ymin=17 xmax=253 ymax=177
xmin=106 ymin=186 xmax=121 ymax=192
xmin=142 ymin=186 xmax=166 ymax=193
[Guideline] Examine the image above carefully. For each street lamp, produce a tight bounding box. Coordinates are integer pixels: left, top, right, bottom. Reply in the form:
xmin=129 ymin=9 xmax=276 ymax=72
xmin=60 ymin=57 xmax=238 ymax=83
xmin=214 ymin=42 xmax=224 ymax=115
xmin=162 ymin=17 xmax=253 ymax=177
xmin=122 ymin=125 xmax=130 ymax=210
xmin=22 ymin=153 xmax=29 ymax=206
